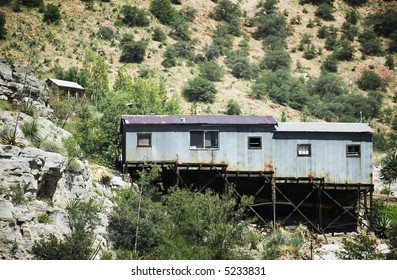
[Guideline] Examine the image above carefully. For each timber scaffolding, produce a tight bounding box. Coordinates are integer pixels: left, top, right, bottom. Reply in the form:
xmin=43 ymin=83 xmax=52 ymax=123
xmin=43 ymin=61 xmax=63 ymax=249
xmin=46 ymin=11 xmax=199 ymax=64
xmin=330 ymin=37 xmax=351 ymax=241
xmin=124 ymin=161 xmax=374 ymax=234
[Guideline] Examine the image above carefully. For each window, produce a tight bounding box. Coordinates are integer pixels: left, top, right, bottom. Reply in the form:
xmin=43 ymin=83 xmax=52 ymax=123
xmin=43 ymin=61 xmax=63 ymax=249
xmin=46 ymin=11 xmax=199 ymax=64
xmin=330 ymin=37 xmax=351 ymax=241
xmin=346 ymin=144 xmax=360 ymax=157
xmin=248 ymin=137 xmax=262 ymax=149
xmin=297 ymin=144 xmax=311 ymax=157
xmin=137 ymin=133 xmax=151 ymax=147
xmin=190 ymin=130 xmax=219 ymax=149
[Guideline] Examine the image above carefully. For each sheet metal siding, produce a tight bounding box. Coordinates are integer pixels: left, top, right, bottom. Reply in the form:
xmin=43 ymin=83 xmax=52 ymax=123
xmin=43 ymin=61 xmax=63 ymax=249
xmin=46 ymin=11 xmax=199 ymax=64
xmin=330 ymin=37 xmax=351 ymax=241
xmin=124 ymin=124 xmax=274 ymax=171
xmin=273 ymin=132 xmax=372 ymax=184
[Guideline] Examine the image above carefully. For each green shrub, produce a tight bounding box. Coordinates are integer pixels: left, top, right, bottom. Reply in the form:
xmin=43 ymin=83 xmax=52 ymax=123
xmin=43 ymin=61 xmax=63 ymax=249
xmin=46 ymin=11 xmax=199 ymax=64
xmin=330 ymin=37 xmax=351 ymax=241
xmin=66 ymin=158 xmax=81 ymax=173
xmin=170 ymin=17 xmax=191 ymax=41
xmin=260 ymin=49 xmax=291 ymax=71
xmin=43 ymin=3 xmax=61 ymax=24
xmin=372 ymin=12 xmax=397 ymax=38
xmin=21 ymin=0 xmax=43 ymax=7
xmin=321 ymin=54 xmax=338 ymax=72
xmin=389 ymin=31 xmax=397 ymax=53
xmin=341 ymin=22 xmax=358 ymax=41
xmin=252 ymin=70 xmax=311 ymax=110
xmin=203 ymin=45 xmax=221 ymax=60
xmin=37 ymin=212 xmax=53 ymax=224
xmin=63 ymin=136 xmax=81 ymax=159
xmin=262 ymin=35 xmax=287 ymax=50
xmin=358 ymin=30 xmax=383 ymax=56
xmin=345 ymin=10 xmax=358 ymax=25
xmin=41 ymin=140 xmax=64 ymax=154
xmin=344 ymin=0 xmax=367 ymax=6
xmin=225 ymin=99 xmax=241 ymax=115
xmin=315 ymin=3 xmax=335 ymax=21
xmin=212 ymin=0 xmax=241 ymax=22
xmin=227 ymin=53 xmax=259 ymax=80
xmin=334 ymin=39 xmax=355 ymax=61
xmin=162 ymin=45 xmax=177 ymax=68
xmin=212 ymin=24 xmax=234 ymax=54
xmin=317 ymin=26 xmax=329 ymax=39
xmin=357 ymin=70 xmax=386 ymax=91
xmin=11 ymin=0 xmax=21 ymax=12
xmin=10 ymin=184 xmax=27 ymax=206
xmin=120 ymin=41 xmax=147 ymax=63
xmin=96 ymin=26 xmax=115 ymax=41
xmin=0 ymin=12 xmax=6 ymax=39
xmin=386 ymin=55 xmax=395 ymax=70
xmin=152 ymin=27 xmax=167 ymax=42
xmin=21 ymin=119 xmax=42 ymax=148
xmin=337 ymin=235 xmax=384 ymax=260
xmin=324 ymin=33 xmax=338 ymax=50
xmin=150 ymin=0 xmax=177 ymax=25
xmin=254 ymin=14 xmax=290 ymax=40
xmin=182 ymin=77 xmax=217 ymax=103
xmin=121 ymin=5 xmax=150 ymax=27
xmin=303 ymin=44 xmax=317 ymax=60
xmin=307 ymin=72 xmax=345 ymax=97
xmin=199 ymin=61 xmax=224 ymax=82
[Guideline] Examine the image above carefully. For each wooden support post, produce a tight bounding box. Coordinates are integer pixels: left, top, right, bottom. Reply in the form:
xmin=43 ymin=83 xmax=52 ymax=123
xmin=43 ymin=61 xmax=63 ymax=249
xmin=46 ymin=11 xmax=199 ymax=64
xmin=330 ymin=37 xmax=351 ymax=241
xmin=271 ymin=176 xmax=276 ymax=228
xmin=318 ymin=184 xmax=323 ymax=232
xmin=370 ymin=188 xmax=374 ymax=231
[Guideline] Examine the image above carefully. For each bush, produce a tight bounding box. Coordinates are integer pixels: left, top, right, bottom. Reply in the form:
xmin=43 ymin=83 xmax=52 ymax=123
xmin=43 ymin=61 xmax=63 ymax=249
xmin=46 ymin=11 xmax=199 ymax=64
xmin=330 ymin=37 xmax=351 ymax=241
xmin=21 ymin=0 xmax=43 ymax=7
xmin=37 ymin=212 xmax=53 ymax=224
xmin=303 ymin=44 xmax=317 ymax=60
xmin=150 ymin=0 xmax=177 ymax=25
xmin=41 ymin=140 xmax=64 ymax=154
xmin=315 ymin=3 xmax=335 ymax=21
xmin=372 ymin=12 xmax=397 ymax=38
xmin=225 ymin=99 xmax=241 ymax=115
xmin=199 ymin=61 xmax=224 ymax=82
xmin=152 ymin=27 xmax=167 ymax=42
xmin=0 ymin=12 xmax=6 ymax=39
xmin=344 ymin=0 xmax=367 ymax=6
xmin=96 ymin=26 xmax=115 ymax=41
xmin=212 ymin=25 xmax=234 ymax=54
xmin=212 ymin=0 xmax=241 ymax=22
xmin=345 ymin=10 xmax=358 ymax=25
xmin=162 ymin=45 xmax=177 ymax=68
xmin=357 ymin=70 xmax=386 ymax=91
xmin=307 ymin=72 xmax=345 ymax=97
xmin=252 ymin=70 xmax=311 ymax=110
xmin=260 ymin=50 xmax=291 ymax=71
xmin=182 ymin=77 xmax=217 ymax=103
xmin=169 ymin=17 xmax=191 ymax=41
xmin=389 ymin=31 xmax=397 ymax=53
xmin=334 ymin=39 xmax=355 ymax=61
xmin=254 ymin=14 xmax=290 ymax=40
xmin=227 ymin=53 xmax=259 ymax=80
xmin=358 ymin=30 xmax=383 ymax=56
xmin=121 ymin=5 xmax=150 ymax=27
xmin=203 ymin=45 xmax=221 ymax=60
xmin=386 ymin=55 xmax=395 ymax=70
xmin=337 ymin=235 xmax=384 ymax=260
xmin=21 ymin=119 xmax=42 ymax=148
xmin=120 ymin=41 xmax=147 ymax=63
xmin=11 ymin=0 xmax=21 ymax=12
xmin=341 ymin=22 xmax=358 ymax=41
xmin=43 ymin=3 xmax=61 ymax=24
xmin=262 ymin=35 xmax=287 ymax=50
xmin=321 ymin=54 xmax=338 ymax=72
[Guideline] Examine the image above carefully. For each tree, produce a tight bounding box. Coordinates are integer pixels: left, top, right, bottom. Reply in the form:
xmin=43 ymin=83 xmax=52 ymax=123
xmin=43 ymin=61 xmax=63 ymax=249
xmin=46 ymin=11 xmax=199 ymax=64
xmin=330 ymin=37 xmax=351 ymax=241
xmin=120 ymin=41 xmax=147 ymax=63
xmin=225 ymin=99 xmax=241 ymax=115
xmin=121 ymin=5 xmax=150 ymax=27
xmin=260 ymin=50 xmax=291 ymax=71
xmin=182 ymin=77 xmax=217 ymax=103
xmin=0 ymin=12 xmax=6 ymax=39
xmin=150 ymin=0 xmax=177 ymax=25
xmin=43 ymin=3 xmax=61 ymax=24
xmin=357 ymin=70 xmax=386 ymax=91
xmin=199 ymin=61 xmax=224 ymax=82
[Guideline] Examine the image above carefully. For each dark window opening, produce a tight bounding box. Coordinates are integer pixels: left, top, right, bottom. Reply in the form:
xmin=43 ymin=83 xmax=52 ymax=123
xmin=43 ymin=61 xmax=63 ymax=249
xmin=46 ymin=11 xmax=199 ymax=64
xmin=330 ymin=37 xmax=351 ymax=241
xmin=137 ymin=133 xmax=151 ymax=147
xmin=248 ymin=137 xmax=262 ymax=149
xmin=347 ymin=144 xmax=360 ymax=157
xmin=297 ymin=144 xmax=311 ymax=157
xmin=190 ymin=130 xmax=218 ymax=149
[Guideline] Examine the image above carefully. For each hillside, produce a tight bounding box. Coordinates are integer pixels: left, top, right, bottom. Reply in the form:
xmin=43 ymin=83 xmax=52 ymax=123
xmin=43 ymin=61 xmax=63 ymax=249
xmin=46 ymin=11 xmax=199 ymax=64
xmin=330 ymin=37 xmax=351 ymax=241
xmin=0 ymin=0 xmax=395 ymax=120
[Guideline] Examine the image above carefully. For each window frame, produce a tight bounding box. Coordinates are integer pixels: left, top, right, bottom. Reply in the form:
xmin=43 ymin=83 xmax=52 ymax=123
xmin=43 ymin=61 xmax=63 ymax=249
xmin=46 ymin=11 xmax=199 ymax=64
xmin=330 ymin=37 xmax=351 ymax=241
xmin=346 ymin=144 xmax=361 ymax=157
xmin=248 ymin=136 xmax=262 ymax=150
xmin=189 ymin=130 xmax=219 ymax=150
xmin=137 ymin=132 xmax=152 ymax=147
xmin=297 ymin=144 xmax=311 ymax=157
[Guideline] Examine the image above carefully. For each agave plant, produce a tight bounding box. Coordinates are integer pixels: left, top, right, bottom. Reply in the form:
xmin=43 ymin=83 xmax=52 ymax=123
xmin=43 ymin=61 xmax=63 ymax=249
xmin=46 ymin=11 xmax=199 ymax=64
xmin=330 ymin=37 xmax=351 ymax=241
xmin=374 ymin=214 xmax=392 ymax=238
xmin=0 ymin=125 xmax=25 ymax=147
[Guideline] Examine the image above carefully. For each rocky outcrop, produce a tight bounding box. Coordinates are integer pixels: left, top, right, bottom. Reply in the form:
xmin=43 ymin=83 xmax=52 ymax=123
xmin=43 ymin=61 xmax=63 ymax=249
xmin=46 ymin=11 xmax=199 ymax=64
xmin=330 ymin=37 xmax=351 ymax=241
xmin=0 ymin=56 xmax=50 ymax=115
xmin=0 ymin=145 xmax=118 ymax=259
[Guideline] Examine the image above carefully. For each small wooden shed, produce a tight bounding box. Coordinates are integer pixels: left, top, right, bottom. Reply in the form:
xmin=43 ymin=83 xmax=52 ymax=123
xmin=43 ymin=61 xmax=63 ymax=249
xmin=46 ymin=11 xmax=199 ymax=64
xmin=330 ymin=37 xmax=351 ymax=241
xmin=46 ymin=78 xmax=85 ymax=98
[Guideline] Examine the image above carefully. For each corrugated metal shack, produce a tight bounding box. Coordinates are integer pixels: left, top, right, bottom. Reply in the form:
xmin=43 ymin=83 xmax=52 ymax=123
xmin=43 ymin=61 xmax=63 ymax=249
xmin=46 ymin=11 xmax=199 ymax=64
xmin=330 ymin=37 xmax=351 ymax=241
xmin=120 ymin=115 xmax=374 ymax=232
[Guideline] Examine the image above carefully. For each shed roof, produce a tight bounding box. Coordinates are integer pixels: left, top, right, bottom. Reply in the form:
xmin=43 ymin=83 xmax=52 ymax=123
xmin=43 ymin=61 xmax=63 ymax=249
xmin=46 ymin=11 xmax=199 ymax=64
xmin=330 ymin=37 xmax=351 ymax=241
xmin=276 ymin=122 xmax=372 ymax=133
xmin=121 ymin=115 xmax=277 ymax=125
xmin=47 ymin=78 xmax=85 ymax=90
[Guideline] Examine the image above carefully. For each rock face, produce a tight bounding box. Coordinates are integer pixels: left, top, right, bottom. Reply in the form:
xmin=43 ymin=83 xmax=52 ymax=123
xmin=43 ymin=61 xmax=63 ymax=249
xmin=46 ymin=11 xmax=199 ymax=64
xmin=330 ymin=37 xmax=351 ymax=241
xmin=0 ymin=145 xmax=117 ymax=259
xmin=0 ymin=56 xmax=50 ymax=115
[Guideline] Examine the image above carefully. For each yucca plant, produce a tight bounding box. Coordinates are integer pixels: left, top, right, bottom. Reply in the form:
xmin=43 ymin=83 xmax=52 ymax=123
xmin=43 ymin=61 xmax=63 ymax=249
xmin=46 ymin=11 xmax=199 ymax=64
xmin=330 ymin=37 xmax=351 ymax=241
xmin=37 ymin=212 xmax=53 ymax=224
xmin=0 ymin=125 xmax=25 ymax=147
xmin=21 ymin=119 xmax=42 ymax=148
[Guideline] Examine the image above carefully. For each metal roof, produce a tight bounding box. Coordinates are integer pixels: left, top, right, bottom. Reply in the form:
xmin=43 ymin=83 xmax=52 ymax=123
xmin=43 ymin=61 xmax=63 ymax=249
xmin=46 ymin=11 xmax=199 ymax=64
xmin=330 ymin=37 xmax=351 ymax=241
xmin=122 ymin=115 xmax=277 ymax=125
xmin=47 ymin=78 xmax=85 ymax=90
xmin=276 ymin=122 xmax=372 ymax=133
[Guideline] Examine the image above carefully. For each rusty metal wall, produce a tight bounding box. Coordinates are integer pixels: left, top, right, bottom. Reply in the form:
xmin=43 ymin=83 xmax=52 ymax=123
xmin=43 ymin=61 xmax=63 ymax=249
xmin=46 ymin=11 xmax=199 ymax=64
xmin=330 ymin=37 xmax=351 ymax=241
xmin=123 ymin=124 xmax=275 ymax=172
xmin=272 ymin=132 xmax=373 ymax=184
